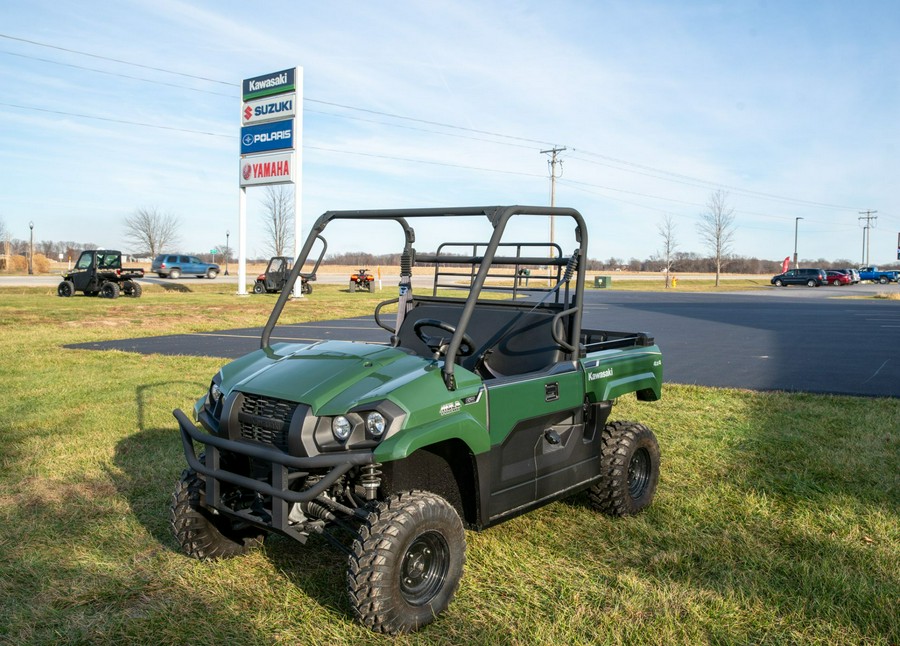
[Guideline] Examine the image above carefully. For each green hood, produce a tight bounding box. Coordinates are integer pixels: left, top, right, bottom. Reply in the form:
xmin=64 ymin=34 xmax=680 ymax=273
xmin=223 ymin=341 xmax=436 ymax=415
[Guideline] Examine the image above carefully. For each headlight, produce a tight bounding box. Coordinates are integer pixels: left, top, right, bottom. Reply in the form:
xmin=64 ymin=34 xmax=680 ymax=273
xmin=366 ymin=411 xmax=386 ymax=437
xmin=210 ymin=383 xmax=223 ymax=403
xmin=332 ymin=416 xmax=352 ymax=442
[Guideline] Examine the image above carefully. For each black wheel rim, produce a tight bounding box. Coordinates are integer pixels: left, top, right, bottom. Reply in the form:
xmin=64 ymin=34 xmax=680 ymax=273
xmin=628 ymin=447 xmax=651 ymax=498
xmin=399 ymin=531 xmax=449 ymax=606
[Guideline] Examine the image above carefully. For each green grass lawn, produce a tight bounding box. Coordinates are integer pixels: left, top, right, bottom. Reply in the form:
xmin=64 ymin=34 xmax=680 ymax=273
xmin=0 ymin=286 xmax=897 ymax=645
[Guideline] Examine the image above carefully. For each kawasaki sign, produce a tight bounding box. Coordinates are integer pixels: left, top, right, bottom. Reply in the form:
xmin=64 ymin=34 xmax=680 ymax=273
xmin=242 ymin=68 xmax=295 ymax=100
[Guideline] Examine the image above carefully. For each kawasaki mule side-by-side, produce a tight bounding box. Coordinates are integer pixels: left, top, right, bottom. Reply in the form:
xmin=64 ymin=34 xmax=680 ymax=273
xmin=170 ymin=205 xmax=663 ymax=635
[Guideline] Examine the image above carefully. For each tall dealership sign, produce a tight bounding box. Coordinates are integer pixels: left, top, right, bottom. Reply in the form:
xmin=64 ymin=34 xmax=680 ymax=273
xmin=237 ymin=67 xmax=302 ymax=295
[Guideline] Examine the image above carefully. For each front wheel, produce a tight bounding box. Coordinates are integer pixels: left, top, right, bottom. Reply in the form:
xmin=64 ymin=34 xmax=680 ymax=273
xmin=57 ymin=280 xmax=75 ymax=297
xmin=348 ymin=491 xmax=465 ymax=635
xmin=589 ymin=421 xmax=660 ymax=516
xmin=170 ymin=468 xmax=266 ymax=560
xmin=301 ymin=282 xmax=312 ymax=295
xmin=253 ymin=281 xmax=266 ymax=294
xmin=773 ymin=279 xmax=783 ymax=287
xmin=206 ymin=269 xmax=218 ymax=279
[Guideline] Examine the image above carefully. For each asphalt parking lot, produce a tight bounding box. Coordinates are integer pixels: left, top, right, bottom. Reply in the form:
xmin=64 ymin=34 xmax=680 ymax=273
xmin=65 ymin=283 xmax=900 ymax=398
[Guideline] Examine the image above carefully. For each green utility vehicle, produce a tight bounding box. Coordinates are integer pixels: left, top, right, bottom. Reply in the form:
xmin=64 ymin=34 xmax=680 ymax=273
xmin=58 ymin=249 xmax=144 ymax=298
xmin=171 ymin=206 xmax=663 ymax=635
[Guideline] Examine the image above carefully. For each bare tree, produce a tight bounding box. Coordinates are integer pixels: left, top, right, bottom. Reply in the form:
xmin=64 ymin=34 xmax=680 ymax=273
xmin=261 ymin=185 xmax=294 ymax=257
xmin=657 ymin=214 xmax=678 ymax=288
xmin=697 ymin=190 xmax=736 ymax=286
xmin=123 ymin=207 xmax=180 ymax=257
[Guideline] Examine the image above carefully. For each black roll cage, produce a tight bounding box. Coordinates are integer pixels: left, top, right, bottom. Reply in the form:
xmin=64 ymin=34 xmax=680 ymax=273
xmin=260 ymin=205 xmax=588 ymax=390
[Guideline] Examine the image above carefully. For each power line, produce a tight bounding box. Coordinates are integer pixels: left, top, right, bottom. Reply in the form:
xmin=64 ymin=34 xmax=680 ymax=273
xmin=0 ymin=101 xmax=232 ymax=138
xmin=0 ymin=31 xmax=876 ymax=215
xmin=0 ymin=33 xmax=236 ymax=86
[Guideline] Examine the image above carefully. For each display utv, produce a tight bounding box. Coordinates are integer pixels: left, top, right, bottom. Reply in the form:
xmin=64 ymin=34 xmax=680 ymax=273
xmin=170 ymin=206 xmax=663 ymax=635
xmin=252 ymin=256 xmax=315 ymax=295
xmin=57 ymin=249 xmax=144 ymax=299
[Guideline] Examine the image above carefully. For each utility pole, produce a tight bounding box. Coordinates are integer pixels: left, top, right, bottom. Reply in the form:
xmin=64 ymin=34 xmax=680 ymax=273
xmin=541 ymin=146 xmax=565 ymax=255
xmin=858 ymin=210 xmax=877 ymax=266
xmin=793 ymin=217 xmax=803 ymax=269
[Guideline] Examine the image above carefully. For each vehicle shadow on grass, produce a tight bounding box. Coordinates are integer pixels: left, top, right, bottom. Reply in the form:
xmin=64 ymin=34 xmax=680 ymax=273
xmin=108 ymin=382 xmax=366 ymax=631
xmin=148 ymin=282 xmax=193 ymax=293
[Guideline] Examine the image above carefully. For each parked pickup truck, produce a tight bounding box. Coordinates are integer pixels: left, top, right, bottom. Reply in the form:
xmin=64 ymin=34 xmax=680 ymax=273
xmin=57 ymin=249 xmax=144 ymax=298
xmin=858 ymin=266 xmax=899 ymax=284
xmin=169 ymin=205 xmax=663 ymax=635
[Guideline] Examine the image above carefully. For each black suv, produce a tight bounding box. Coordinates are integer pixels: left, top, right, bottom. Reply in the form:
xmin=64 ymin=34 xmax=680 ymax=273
xmin=771 ymin=268 xmax=826 ymax=287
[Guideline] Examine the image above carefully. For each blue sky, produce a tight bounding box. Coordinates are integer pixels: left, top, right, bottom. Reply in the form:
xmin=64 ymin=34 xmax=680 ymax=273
xmin=1 ymin=1 xmax=898 ymax=264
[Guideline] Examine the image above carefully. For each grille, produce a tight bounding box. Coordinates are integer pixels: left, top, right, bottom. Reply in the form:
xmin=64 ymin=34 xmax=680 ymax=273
xmin=237 ymin=393 xmax=297 ymax=452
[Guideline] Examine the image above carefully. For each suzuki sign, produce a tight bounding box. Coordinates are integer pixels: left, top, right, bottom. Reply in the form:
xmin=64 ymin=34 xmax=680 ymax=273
xmin=242 ymin=94 xmax=296 ymax=126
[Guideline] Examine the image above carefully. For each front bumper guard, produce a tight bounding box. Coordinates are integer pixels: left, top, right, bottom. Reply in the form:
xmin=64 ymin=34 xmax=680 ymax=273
xmin=175 ymin=408 xmax=374 ymax=523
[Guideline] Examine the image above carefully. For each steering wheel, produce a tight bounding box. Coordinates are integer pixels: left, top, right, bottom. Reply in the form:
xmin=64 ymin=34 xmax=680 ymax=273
xmin=412 ymin=319 xmax=475 ymax=357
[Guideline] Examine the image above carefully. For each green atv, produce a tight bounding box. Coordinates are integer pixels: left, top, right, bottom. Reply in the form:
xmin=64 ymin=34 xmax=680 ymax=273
xmin=170 ymin=206 xmax=663 ymax=635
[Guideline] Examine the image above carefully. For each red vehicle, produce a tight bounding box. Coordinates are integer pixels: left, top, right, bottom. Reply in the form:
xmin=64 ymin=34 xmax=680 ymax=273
xmin=826 ymin=270 xmax=851 ymax=286
xmin=349 ymin=267 xmax=374 ymax=292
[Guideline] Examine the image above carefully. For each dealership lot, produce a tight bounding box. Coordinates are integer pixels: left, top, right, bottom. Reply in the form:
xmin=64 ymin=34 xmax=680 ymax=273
xmin=67 ymin=286 xmax=900 ymax=398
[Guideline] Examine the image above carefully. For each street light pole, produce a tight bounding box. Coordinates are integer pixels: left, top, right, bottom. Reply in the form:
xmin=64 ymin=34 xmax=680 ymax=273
xmin=793 ymin=217 xmax=803 ymax=270
xmin=28 ymin=221 xmax=34 ymax=275
xmin=225 ymin=230 xmax=230 ymax=276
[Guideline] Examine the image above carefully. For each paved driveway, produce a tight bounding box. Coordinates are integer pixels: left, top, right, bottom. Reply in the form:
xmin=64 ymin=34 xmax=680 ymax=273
xmin=67 ymin=287 xmax=900 ymax=398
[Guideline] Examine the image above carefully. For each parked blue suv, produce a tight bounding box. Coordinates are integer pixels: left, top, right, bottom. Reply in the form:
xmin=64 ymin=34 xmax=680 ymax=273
xmin=152 ymin=254 xmax=219 ymax=279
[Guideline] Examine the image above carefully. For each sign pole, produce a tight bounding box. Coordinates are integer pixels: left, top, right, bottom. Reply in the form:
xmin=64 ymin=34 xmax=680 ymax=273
xmin=238 ymin=186 xmax=248 ymax=295
xmin=292 ymin=67 xmax=304 ymax=298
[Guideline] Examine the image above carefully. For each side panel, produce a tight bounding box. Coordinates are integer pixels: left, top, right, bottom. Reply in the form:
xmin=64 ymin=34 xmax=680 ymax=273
xmin=582 ymin=345 xmax=663 ymax=402
xmin=483 ymin=367 xmax=588 ymax=521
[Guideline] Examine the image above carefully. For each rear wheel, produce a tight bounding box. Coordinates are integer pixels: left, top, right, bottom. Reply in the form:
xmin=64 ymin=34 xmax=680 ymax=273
xmin=57 ymin=280 xmax=75 ymax=297
xmin=806 ymin=279 xmax=816 ymax=287
xmin=302 ymin=281 xmax=312 ymax=295
xmin=100 ymin=281 xmax=120 ymax=299
xmin=170 ymin=467 xmax=266 ymax=560
xmin=169 ymin=269 xmax=181 ymax=279
xmin=348 ymin=491 xmax=465 ymax=635
xmin=589 ymin=421 xmax=660 ymax=516
xmin=122 ymin=281 xmax=142 ymax=297
xmin=879 ymin=276 xmax=888 ymax=284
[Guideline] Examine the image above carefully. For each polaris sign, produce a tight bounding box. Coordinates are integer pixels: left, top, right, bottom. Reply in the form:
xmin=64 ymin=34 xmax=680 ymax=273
xmin=242 ymin=68 xmax=295 ymax=100
xmin=240 ymin=119 xmax=293 ymax=155
xmin=242 ymin=95 xmax=296 ymax=126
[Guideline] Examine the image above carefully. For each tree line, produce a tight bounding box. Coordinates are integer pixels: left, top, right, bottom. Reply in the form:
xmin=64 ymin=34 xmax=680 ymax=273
xmin=3 ymin=189 xmax=897 ymax=273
